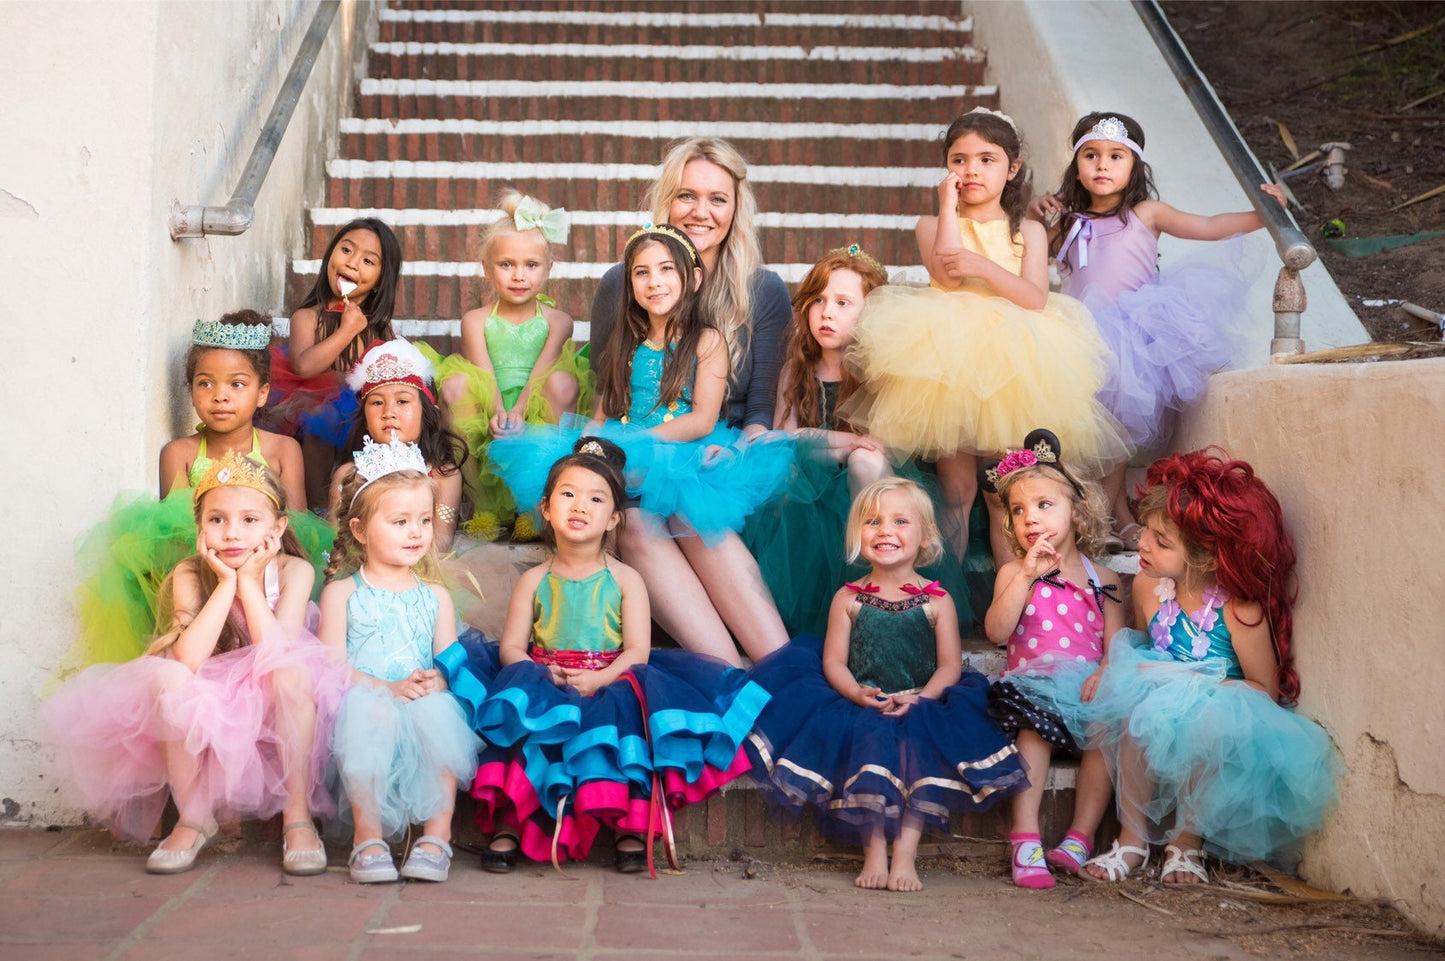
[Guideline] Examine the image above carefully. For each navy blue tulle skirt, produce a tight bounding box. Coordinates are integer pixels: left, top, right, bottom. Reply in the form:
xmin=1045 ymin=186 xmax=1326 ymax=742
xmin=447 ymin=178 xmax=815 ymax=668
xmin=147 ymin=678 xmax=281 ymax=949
xmin=744 ymin=635 xmax=1026 ymax=844
xmin=437 ymin=635 xmax=768 ymax=862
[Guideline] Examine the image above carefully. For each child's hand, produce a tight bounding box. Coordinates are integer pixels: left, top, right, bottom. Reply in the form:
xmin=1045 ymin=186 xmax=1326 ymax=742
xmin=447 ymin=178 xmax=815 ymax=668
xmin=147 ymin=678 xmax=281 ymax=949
xmin=414 ymin=668 xmax=447 ymax=695
xmin=387 ymin=672 xmax=428 ymax=701
xmin=934 ymin=246 xmax=991 ymax=283
xmin=1028 ymin=193 xmax=1064 ymax=222
xmin=1019 ymin=533 xmax=1062 ymax=580
xmin=881 ymin=692 xmax=919 ymax=717
xmin=196 ymin=533 xmax=238 ymax=583
xmin=238 ymin=530 xmax=281 ymax=584
xmin=1260 ymin=182 xmax=1288 ymax=210
xmin=338 ymin=298 xmax=369 ymax=340
xmin=546 ymin=664 xmax=570 ymax=687
xmin=1080 ymin=667 xmax=1104 ymax=703
xmin=564 ymin=668 xmax=605 ymax=698
xmin=490 ymin=410 xmax=524 ymax=437
xmin=936 ymin=172 xmax=963 ymax=211
xmin=856 ymin=685 xmax=886 ymax=709
xmin=850 ymin=435 xmax=887 ymax=455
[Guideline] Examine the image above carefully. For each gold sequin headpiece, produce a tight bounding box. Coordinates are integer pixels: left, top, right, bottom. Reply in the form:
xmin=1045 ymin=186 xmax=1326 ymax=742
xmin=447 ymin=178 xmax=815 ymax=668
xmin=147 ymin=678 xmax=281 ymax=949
xmin=193 ymin=450 xmax=280 ymax=508
xmin=626 ymin=222 xmax=701 ymax=267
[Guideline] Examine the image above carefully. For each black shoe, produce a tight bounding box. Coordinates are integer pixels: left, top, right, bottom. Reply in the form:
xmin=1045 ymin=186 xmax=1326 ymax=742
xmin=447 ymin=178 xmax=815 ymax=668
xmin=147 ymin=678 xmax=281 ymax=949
xmin=480 ymin=834 xmax=518 ymax=874
xmin=614 ymin=835 xmax=647 ymax=874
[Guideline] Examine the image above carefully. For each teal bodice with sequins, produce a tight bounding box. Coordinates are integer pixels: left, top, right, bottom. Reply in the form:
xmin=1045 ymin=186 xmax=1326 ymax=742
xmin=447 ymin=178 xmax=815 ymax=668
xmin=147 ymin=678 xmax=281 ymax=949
xmin=533 ymin=568 xmax=624 ymax=653
xmin=345 ymin=574 xmax=439 ymax=681
xmin=847 ymin=594 xmax=938 ymax=693
xmin=626 ymin=341 xmax=693 ymax=427
xmin=1148 ymin=585 xmax=1243 ymax=679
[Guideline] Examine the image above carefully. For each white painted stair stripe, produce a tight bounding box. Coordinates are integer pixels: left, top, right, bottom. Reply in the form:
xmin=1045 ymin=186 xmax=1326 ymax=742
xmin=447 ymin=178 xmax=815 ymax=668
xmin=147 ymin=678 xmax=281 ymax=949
xmin=294 ymin=259 xmax=931 ymax=285
xmin=371 ymin=41 xmax=979 ymax=62
xmin=310 ymin=208 xmax=919 ymax=231
xmin=338 ymin=118 xmax=949 ymax=141
xmin=380 ymin=9 xmax=971 ymax=31
xmin=358 ymin=78 xmax=993 ymax=100
xmin=326 ymin=160 xmax=941 ymax=188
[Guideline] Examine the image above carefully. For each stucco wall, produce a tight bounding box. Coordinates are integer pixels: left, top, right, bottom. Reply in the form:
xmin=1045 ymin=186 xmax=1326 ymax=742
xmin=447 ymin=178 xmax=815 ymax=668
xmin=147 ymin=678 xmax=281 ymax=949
xmin=1174 ymin=359 xmax=1445 ymax=937
xmin=0 ymin=0 xmax=375 ymax=825
xmin=970 ymin=0 xmax=1368 ymax=363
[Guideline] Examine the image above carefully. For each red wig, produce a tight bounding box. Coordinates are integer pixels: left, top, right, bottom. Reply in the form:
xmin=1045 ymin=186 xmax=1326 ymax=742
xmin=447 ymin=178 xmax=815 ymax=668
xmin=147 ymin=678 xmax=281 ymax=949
xmin=1143 ymin=448 xmax=1300 ymax=705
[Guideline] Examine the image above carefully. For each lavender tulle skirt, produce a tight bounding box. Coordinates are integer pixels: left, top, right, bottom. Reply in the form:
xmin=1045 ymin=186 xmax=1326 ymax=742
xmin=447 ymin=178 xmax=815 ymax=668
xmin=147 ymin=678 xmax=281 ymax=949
xmin=40 ymin=630 xmax=348 ymax=842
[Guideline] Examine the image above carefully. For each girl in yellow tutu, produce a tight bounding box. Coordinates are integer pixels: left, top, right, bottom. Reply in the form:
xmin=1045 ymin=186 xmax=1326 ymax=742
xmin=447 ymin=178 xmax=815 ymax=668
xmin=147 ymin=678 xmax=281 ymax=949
xmin=842 ymin=108 xmax=1128 ymax=566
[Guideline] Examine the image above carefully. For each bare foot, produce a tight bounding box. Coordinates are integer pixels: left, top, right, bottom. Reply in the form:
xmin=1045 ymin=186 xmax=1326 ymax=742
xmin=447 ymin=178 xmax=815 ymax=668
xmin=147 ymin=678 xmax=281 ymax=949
xmin=886 ymin=866 xmax=923 ymax=892
xmin=855 ymin=848 xmax=890 ymax=889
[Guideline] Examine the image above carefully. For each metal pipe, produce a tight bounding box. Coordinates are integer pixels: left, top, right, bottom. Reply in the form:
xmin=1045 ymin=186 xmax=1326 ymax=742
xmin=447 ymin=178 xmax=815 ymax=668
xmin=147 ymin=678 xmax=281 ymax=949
xmin=170 ymin=1 xmax=341 ymax=240
xmin=1132 ymin=0 xmax=1317 ymax=354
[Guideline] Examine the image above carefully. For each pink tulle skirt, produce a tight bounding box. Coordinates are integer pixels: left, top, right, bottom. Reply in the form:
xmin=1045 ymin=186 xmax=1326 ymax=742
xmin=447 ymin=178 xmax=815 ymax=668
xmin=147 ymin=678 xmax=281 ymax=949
xmin=40 ymin=630 xmax=348 ymax=841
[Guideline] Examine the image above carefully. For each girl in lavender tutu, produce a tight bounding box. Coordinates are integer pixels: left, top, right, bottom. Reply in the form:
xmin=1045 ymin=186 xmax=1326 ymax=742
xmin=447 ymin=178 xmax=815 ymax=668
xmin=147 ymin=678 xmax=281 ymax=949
xmin=1030 ymin=112 xmax=1287 ymax=546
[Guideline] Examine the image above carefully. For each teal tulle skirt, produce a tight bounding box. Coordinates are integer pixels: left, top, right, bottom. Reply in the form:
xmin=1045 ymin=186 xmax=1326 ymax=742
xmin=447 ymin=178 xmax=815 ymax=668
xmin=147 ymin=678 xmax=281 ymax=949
xmin=1083 ymin=630 xmax=1341 ymax=867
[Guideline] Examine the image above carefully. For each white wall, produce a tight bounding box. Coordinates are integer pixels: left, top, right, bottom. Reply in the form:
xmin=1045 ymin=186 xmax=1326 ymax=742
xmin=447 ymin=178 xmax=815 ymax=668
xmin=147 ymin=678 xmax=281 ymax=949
xmin=970 ymin=0 xmax=1368 ymax=363
xmin=0 ymin=0 xmax=375 ymax=825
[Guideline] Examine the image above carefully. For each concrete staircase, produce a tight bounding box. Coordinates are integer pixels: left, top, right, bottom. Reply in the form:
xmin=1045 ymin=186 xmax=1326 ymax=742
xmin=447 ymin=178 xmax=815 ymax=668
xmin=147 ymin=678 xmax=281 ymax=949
xmin=286 ymin=0 xmax=997 ymax=345
xmin=281 ymin=0 xmax=1099 ymax=858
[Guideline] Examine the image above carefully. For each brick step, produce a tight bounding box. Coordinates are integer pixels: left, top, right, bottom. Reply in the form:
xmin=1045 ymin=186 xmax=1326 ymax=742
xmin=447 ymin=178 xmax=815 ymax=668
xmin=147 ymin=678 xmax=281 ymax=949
xmin=378 ymin=12 xmax=974 ymax=49
xmin=323 ymin=175 xmax=941 ymax=219
xmin=352 ymin=83 xmax=996 ymax=125
xmin=394 ymin=0 xmax=966 ymax=15
xmin=336 ymin=126 xmax=950 ymax=167
xmin=305 ymin=219 xmax=920 ymax=276
xmin=366 ymin=45 xmax=985 ymax=86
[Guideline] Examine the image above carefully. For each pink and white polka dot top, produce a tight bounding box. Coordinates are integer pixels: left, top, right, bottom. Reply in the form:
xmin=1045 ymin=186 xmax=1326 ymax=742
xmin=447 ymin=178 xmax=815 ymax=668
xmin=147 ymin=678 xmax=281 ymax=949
xmin=1005 ymin=557 xmax=1108 ymax=675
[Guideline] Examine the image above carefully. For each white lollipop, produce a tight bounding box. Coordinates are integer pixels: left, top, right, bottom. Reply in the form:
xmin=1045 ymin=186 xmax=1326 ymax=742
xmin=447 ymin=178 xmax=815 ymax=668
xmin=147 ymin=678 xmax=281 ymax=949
xmin=337 ymin=278 xmax=358 ymax=299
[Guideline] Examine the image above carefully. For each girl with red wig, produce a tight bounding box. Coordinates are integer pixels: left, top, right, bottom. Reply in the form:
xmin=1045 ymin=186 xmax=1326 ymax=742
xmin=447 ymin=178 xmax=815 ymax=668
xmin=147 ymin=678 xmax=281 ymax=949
xmin=1080 ymin=449 xmax=1339 ymax=884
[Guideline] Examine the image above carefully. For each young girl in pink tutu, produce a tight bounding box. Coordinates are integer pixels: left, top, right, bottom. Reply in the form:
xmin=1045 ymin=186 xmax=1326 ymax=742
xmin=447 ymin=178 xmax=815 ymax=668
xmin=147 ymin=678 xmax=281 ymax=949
xmin=1031 ymin=112 xmax=1286 ymax=543
xmin=42 ymin=453 xmax=342 ymax=876
xmin=320 ymin=436 xmax=480 ymax=884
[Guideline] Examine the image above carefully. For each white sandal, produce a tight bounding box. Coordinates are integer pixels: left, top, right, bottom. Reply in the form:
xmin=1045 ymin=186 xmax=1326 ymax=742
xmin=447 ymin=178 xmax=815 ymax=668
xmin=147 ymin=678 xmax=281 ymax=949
xmin=1081 ymin=840 xmax=1149 ymax=883
xmin=1160 ymin=844 xmax=1209 ymax=885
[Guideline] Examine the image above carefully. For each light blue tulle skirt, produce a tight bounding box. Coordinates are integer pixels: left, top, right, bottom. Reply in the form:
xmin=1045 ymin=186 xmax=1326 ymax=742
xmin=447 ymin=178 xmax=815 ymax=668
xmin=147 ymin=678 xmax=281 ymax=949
xmin=488 ymin=415 xmax=795 ymax=544
xmin=1083 ymin=630 xmax=1341 ymax=867
xmin=329 ymin=686 xmax=481 ymax=839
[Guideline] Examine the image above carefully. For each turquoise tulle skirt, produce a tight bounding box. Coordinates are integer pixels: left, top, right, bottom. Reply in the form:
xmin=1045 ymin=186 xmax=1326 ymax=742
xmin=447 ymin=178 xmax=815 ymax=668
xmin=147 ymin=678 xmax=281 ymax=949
xmin=329 ymin=686 xmax=481 ymax=839
xmin=488 ymin=416 xmax=795 ymax=545
xmin=1083 ymin=630 xmax=1341 ymax=867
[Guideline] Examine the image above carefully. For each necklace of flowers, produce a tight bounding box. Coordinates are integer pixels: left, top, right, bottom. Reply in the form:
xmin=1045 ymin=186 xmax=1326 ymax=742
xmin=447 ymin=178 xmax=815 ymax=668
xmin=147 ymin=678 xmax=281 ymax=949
xmin=1151 ymin=578 xmax=1228 ymax=658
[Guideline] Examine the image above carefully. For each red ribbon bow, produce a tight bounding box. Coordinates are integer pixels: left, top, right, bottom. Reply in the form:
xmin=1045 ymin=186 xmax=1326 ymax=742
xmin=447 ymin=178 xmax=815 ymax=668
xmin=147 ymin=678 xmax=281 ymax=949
xmin=845 ymin=582 xmax=880 ymax=594
xmin=900 ymin=581 xmax=946 ymax=597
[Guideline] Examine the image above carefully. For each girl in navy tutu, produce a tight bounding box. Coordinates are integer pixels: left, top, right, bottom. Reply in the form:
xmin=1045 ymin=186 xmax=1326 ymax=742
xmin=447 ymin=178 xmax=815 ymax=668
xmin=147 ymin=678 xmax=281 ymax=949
xmin=1080 ymin=449 xmax=1340 ymax=883
xmin=270 ymin=217 xmax=402 ymax=509
xmin=1030 ymin=113 xmax=1286 ymax=544
xmin=442 ymin=437 xmax=769 ymax=874
xmin=981 ymin=429 xmax=1124 ymax=888
xmin=320 ymin=436 xmax=480 ymax=884
xmin=746 ymin=478 xmax=1026 ymax=891
xmin=42 ymin=453 xmax=342 ymax=876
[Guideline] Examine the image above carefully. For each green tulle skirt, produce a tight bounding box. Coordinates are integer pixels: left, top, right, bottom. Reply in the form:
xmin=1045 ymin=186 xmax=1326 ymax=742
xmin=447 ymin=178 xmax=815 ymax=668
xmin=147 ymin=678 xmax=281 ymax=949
xmin=741 ymin=446 xmax=989 ymax=637
xmin=65 ymin=488 xmax=334 ymax=675
xmin=421 ymin=342 xmax=593 ymax=538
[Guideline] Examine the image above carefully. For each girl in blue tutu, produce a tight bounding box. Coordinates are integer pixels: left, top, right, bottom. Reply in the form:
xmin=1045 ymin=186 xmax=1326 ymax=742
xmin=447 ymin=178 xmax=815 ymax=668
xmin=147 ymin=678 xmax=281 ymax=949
xmin=980 ymin=429 xmax=1124 ymax=888
xmin=1030 ymin=113 xmax=1286 ymax=544
xmin=1080 ymin=449 xmax=1340 ymax=883
xmin=319 ymin=436 xmax=480 ymax=884
xmin=746 ymin=478 xmax=1026 ymax=892
xmin=442 ymin=437 xmax=768 ymax=874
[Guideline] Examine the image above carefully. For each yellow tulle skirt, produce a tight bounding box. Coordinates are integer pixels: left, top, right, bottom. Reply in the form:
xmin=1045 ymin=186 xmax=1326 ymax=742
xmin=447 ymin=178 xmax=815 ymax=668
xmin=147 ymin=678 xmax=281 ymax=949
xmin=841 ymin=285 xmax=1131 ymax=472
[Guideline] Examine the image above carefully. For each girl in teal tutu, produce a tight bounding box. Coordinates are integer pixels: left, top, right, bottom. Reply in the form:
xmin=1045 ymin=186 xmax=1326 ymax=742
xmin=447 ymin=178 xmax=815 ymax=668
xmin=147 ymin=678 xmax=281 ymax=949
xmin=319 ymin=436 xmax=480 ymax=884
xmin=440 ymin=438 xmax=768 ymax=875
xmin=981 ymin=429 xmax=1123 ymax=888
xmin=1081 ymin=449 xmax=1340 ymax=883
xmin=746 ymin=478 xmax=1026 ymax=892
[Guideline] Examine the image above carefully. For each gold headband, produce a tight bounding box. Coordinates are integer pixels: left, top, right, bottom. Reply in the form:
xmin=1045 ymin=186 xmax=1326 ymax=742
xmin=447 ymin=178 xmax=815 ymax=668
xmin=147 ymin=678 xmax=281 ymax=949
xmin=192 ymin=450 xmax=280 ymax=509
xmin=627 ymin=223 xmax=701 ymax=266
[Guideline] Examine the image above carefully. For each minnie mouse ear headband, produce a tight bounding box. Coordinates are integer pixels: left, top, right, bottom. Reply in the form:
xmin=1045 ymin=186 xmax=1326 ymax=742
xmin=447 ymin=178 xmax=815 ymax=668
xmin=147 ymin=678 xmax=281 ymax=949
xmin=347 ymin=338 xmax=435 ymax=403
xmin=627 ymin=222 xmax=702 ymax=267
xmin=980 ymin=428 xmax=1085 ymax=497
xmin=1072 ymin=116 xmax=1146 ymax=160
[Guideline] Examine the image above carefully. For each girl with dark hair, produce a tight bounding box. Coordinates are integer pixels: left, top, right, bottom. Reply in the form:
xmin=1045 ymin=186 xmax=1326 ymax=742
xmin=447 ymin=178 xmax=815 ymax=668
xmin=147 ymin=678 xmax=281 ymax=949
xmin=843 ymin=108 xmax=1128 ymax=569
xmin=1079 ymin=449 xmax=1339 ymax=883
xmin=1031 ymin=113 xmax=1286 ymax=544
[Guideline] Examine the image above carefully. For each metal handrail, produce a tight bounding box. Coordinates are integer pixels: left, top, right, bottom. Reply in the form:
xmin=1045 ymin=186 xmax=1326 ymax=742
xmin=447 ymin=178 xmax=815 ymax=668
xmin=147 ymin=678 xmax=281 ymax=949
xmin=169 ymin=1 xmax=340 ymax=240
xmin=1133 ymin=0 xmax=1314 ymax=356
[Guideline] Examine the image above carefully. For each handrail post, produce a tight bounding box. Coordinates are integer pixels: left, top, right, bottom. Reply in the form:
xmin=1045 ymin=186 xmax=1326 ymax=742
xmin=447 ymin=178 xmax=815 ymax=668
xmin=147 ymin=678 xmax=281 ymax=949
xmin=170 ymin=1 xmax=341 ymax=240
xmin=1132 ymin=0 xmax=1315 ymax=358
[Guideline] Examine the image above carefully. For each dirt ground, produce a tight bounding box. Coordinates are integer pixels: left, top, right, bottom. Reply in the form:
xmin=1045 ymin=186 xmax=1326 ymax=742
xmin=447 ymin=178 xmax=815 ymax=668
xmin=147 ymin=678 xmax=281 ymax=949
xmin=1161 ymin=1 xmax=1445 ymax=346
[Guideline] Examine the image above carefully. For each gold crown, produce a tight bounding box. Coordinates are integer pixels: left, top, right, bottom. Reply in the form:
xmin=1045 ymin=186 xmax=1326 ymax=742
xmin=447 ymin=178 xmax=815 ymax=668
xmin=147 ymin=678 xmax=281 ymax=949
xmin=193 ymin=450 xmax=280 ymax=508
